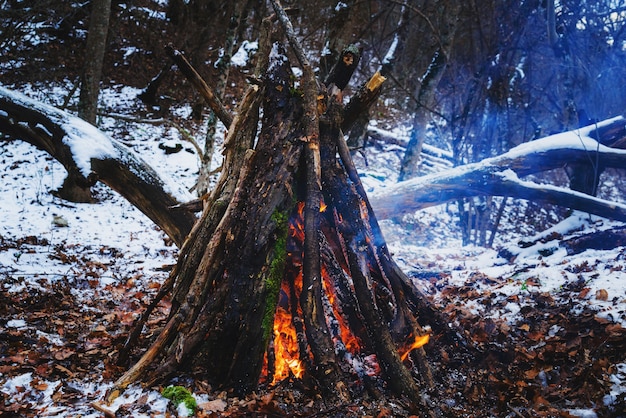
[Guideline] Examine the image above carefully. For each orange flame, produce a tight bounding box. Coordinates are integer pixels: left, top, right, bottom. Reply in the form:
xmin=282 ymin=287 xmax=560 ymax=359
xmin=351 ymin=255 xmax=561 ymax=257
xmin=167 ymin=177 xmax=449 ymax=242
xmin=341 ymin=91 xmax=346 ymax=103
xmin=271 ymin=305 xmax=305 ymax=384
xmin=399 ymin=334 xmax=430 ymax=361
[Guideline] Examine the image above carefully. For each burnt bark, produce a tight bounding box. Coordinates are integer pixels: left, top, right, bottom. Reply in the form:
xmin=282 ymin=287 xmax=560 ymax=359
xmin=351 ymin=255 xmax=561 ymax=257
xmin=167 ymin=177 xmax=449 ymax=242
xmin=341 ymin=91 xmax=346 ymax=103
xmin=108 ymin=3 xmax=437 ymax=409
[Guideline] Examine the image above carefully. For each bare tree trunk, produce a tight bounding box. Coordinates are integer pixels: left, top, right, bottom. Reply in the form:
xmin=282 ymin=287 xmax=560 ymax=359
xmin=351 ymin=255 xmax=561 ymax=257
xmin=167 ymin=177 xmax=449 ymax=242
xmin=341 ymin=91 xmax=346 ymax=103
xmin=398 ymin=1 xmax=460 ymax=181
xmin=78 ymin=0 xmax=111 ymax=124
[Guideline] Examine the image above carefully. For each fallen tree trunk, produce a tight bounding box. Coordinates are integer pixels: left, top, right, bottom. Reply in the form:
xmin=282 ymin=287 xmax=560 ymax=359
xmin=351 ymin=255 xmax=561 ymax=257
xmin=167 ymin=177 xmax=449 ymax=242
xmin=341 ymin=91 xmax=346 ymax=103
xmin=370 ymin=117 xmax=626 ymax=220
xmin=0 ymin=86 xmax=197 ymax=247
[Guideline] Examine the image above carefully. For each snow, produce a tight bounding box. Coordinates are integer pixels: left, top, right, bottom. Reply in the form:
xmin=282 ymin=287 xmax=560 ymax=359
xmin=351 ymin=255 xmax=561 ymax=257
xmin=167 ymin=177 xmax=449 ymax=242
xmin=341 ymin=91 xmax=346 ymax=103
xmin=231 ymin=40 xmax=258 ymax=67
xmin=1 ymin=83 xmax=625 ymax=416
xmin=6 ymin=319 xmax=26 ymax=329
xmin=604 ymin=363 xmax=626 ymax=406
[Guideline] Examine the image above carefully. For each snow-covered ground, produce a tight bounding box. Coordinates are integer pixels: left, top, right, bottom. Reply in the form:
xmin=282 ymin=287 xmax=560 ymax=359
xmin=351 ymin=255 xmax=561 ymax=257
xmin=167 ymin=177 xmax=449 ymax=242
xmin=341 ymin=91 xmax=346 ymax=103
xmin=1 ymin=85 xmax=625 ymax=416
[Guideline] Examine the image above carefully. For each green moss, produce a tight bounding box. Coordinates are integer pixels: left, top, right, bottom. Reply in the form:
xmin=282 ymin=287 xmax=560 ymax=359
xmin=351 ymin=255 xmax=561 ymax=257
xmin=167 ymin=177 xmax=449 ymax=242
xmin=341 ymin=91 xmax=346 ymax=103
xmin=161 ymin=385 xmax=197 ymax=414
xmin=261 ymin=209 xmax=289 ymax=341
xmin=289 ymin=86 xmax=304 ymax=97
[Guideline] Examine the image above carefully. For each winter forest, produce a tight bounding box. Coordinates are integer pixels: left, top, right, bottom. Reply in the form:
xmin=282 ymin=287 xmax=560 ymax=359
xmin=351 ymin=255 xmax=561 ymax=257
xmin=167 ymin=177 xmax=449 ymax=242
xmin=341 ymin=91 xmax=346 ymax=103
xmin=1 ymin=0 xmax=626 ymax=416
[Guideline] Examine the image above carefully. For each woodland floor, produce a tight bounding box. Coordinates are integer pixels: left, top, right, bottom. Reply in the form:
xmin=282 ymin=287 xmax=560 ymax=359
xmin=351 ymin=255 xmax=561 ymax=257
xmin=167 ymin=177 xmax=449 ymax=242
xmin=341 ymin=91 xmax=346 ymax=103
xmin=1 ymin=207 xmax=626 ymax=417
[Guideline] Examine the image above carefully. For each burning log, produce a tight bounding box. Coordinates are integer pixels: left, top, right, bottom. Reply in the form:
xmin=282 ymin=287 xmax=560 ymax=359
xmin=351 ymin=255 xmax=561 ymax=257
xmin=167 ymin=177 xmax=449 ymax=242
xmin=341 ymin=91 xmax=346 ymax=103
xmin=107 ymin=2 xmax=438 ymax=412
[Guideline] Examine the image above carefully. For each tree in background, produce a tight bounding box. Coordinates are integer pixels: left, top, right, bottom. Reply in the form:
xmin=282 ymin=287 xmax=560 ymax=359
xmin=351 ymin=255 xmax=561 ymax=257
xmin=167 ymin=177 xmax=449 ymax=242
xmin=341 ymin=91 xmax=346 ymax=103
xmin=78 ymin=0 xmax=112 ymax=124
xmin=3 ymin=0 xmax=626 ymax=242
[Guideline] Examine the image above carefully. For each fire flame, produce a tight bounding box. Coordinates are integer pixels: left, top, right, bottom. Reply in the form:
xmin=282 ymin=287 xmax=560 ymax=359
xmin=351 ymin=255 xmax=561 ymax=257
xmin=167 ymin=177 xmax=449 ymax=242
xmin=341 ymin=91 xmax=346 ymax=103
xmin=271 ymin=304 xmax=305 ymax=384
xmin=322 ymin=266 xmax=361 ymax=353
xmin=399 ymin=334 xmax=430 ymax=361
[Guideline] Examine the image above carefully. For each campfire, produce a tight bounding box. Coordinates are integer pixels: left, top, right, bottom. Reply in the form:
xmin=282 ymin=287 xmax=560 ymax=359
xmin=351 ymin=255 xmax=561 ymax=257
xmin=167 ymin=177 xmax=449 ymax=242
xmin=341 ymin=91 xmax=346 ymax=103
xmin=107 ymin=2 xmax=436 ymax=409
xmin=262 ymin=200 xmax=430 ymax=388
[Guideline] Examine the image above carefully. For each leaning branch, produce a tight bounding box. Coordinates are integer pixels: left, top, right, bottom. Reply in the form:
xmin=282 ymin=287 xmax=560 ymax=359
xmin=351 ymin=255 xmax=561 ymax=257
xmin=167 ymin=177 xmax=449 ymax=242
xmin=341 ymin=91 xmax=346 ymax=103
xmin=0 ymin=86 xmax=196 ymax=247
xmin=165 ymin=45 xmax=234 ymax=129
xmin=370 ymin=117 xmax=626 ymax=220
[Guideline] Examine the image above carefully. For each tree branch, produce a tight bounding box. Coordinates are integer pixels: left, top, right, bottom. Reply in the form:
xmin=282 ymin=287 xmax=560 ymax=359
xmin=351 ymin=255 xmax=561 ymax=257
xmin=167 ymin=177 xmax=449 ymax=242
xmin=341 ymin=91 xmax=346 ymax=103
xmin=0 ymin=86 xmax=196 ymax=247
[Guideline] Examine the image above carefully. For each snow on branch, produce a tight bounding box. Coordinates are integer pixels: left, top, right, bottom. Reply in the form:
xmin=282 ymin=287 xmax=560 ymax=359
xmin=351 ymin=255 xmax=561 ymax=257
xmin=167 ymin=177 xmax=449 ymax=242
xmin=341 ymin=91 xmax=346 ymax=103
xmin=371 ymin=116 xmax=626 ymax=221
xmin=0 ymin=86 xmax=196 ymax=246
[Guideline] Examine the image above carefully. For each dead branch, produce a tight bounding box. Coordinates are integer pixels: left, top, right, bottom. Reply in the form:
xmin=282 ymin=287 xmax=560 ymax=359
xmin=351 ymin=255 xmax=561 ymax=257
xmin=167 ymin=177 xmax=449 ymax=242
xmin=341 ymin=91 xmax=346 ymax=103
xmin=0 ymin=86 xmax=196 ymax=247
xmin=165 ymin=45 xmax=234 ymax=129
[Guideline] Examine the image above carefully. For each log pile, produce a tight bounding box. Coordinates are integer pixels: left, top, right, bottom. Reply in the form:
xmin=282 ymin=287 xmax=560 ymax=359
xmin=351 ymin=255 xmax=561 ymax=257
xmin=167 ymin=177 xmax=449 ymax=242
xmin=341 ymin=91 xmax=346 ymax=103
xmin=106 ymin=3 xmax=440 ymax=411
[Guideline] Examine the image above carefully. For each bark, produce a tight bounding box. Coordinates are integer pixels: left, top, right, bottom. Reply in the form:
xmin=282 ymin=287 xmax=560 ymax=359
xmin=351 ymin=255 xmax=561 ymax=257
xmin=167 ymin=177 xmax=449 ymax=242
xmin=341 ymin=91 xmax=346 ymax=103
xmin=342 ymin=70 xmax=387 ymax=132
xmin=0 ymin=86 xmax=196 ymax=247
xmin=79 ymin=0 xmax=111 ymax=124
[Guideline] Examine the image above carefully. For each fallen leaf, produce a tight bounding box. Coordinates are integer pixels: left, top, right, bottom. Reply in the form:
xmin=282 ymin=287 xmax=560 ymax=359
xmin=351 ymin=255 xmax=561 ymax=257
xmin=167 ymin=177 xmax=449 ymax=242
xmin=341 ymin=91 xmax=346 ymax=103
xmin=199 ymin=398 xmax=227 ymax=412
xmin=595 ymin=289 xmax=608 ymax=301
xmin=32 ymin=380 xmax=48 ymax=391
xmin=53 ymin=348 xmax=74 ymax=360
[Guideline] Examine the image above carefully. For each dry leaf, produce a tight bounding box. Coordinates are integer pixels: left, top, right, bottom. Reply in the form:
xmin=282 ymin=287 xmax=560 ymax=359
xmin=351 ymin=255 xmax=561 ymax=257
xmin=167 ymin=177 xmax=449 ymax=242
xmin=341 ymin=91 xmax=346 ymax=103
xmin=595 ymin=289 xmax=609 ymax=301
xmin=199 ymin=398 xmax=227 ymax=413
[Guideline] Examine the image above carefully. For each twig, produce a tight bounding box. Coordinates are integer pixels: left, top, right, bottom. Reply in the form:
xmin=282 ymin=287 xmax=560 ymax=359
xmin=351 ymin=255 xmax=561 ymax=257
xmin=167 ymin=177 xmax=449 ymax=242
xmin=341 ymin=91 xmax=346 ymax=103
xmin=91 ymin=401 xmax=116 ymax=418
xmin=97 ymin=111 xmax=166 ymax=125
xmin=506 ymin=403 xmax=528 ymax=418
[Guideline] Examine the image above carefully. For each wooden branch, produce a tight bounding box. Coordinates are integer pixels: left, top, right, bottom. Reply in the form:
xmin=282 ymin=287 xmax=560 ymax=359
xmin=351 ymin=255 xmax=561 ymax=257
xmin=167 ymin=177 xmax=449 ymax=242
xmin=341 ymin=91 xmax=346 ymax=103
xmin=165 ymin=45 xmax=234 ymax=129
xmin=0 ymin=86 xmax=196 ymax=247
xmin=333 ymin=94 xmax=434 ymax=390
xmin=342 ymin=71 xmax=387 ymax=132
xmin=371 ymin=118 xmax=626 ymax=220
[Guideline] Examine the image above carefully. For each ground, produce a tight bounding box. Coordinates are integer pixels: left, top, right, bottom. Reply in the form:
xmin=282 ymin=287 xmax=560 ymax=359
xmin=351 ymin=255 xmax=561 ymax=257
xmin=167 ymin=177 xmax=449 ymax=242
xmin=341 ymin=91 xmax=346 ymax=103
xmin=1 ymin=84 xmax=625 ymax=417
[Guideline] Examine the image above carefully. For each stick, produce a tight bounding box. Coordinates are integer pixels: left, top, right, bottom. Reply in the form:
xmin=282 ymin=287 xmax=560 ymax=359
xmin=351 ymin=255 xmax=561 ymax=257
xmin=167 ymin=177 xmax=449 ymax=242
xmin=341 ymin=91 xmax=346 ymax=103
xmin=165 ymin=45 xmax=234 ymax=128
